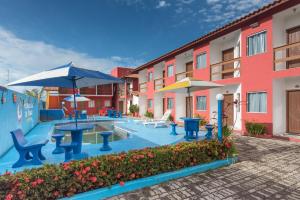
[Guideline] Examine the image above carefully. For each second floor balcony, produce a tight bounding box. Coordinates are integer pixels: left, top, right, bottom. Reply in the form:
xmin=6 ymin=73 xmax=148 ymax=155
xmin=139 ymin=82 xmax=147 ymax=93
xmin=175 ymin=70 xmax=193 ymax=81
xmin=274 ymin=41 xmax=300 ymax=71
xmin=210 ymin=57 xmax=241 ymax=81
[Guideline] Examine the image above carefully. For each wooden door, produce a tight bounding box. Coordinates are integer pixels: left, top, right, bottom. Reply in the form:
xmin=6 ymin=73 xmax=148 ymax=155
xmin=186 ymin=96 xmax=193 ymax=117
xmin=222 ymin=48 xmax=234 ymax=79
xmin=287 ymin=90 xmax=300 ymax=134
xmin=223 ymin=94 xmax=234 ymax=127
xmin=186 ymin=62 xmax=193 ymax=78
xmin=118 ymin=101 xmax=124 ymax=113
xmin=287 ymin=26 xmax=300 ymax=68
xmin=162 ymin=98 xmax=166 ymax=114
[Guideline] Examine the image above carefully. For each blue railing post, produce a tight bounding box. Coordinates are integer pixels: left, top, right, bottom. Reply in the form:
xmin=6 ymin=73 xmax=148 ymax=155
xmin=216 ymin=94 xmax=224 ymax=142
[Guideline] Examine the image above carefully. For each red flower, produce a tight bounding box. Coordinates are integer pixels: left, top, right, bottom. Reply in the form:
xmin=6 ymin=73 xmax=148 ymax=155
xmin=24 ymin=177 xmax=30 ymax=183
xmin=89 ymin=176 xmax=97 ymax=183
xmin=130 ymin=173 xmax=136 ymax=179
xmin=53 ymin=191 xmax=60 ymax=197
xmin=62 ymin=163 xmax=70 ymax=170
xmin=31 ymin=181 xmax=38 ymax=187
xmin=74 ymin=171 xmax=81 ymax=176
xmin=36 ymin=178 xmax=44 ymax=185
xmin=116 ymin=173 xmax=122 ymax=179
xmin=92 ymin=161 xmax=98 ymax=167
xmin=85 ymin=166 xmax=91 ymax=172
xmin=5 ymin=194 xmax=13 ymax=200
xmin=4 ymin=171 xmax=11 ymax=176
xmin=119 ymin=181 xmax=125 ymax=186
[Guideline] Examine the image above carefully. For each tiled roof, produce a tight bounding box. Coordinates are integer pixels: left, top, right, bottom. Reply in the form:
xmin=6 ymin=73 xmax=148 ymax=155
xmin=133 ymin=0 xmax=298 ymax=72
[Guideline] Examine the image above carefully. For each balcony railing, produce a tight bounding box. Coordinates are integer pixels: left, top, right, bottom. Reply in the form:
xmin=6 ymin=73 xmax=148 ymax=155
xmin=210 ymin=57 xmax=241 ymax=81
xmin=274 ymin=41 xmax=300 ymax=71
xmin=154 ymin=77 xmax=165 ymax=90
xmin=139 ymin=82 xmax=147 ymax=93
xmin=175 ymin=71 xmax=193 ymax=81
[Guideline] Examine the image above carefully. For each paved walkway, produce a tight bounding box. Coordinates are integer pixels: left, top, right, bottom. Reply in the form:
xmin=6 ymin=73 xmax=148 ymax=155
xmin=108 ymin=136 xmax=300 ymax=200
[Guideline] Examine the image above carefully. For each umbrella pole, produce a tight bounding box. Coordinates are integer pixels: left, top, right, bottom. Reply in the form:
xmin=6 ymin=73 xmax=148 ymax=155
xmin=72 ymin=79 xmax=78 ymax=128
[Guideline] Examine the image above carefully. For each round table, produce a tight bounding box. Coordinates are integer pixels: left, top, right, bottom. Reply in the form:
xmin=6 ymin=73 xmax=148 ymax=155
xmin=56 ymin=123 xmax=94 ymax=159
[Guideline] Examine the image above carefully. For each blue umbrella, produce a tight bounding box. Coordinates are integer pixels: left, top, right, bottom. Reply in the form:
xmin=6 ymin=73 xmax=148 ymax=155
xmin=8 ymin=62 xmax=123 ymax=126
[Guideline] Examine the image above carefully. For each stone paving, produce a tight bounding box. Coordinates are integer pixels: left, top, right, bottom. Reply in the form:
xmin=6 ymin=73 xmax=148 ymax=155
xmin=107 ymin=136 xmax=300 ymax=200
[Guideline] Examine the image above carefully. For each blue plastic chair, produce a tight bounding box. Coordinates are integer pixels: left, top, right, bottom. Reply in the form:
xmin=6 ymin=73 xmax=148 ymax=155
xmin=10 ymin=129 xmax=49 ymax=168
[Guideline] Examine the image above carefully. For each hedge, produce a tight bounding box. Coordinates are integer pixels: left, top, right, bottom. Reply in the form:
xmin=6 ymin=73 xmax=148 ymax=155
xmin=0 ymin=139 xmax=236 ymax=200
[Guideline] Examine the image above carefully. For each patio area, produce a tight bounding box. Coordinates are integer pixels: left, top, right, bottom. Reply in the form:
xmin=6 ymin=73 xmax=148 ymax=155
xmin=109 ymin=136 xmax=300 ymax=200
xmin=0 ymin=117 xmax=207 ymax=174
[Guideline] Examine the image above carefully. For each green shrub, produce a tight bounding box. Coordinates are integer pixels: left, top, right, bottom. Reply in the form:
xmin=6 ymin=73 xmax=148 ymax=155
xmin=0 ymin=140 xmax=236 ymax=200
xmin=129 ymin=104 xmax=139 ymax=114
xmin=144 ymin=111 xmax=154 ymax=118
xmin=222 ymin=125 xmax=232 ymax=138
xmin=194 ymin=114 xmax=208 ymax=126
xmin=168 ymin=115 xmax=174 ymax=122
xmin=245 ymin=121 xmax=266 ymax=136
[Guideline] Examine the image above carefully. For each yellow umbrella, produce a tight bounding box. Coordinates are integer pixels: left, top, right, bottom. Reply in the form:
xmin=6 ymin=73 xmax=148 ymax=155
xmin=157 ymin=77 xmax=223 ymax=117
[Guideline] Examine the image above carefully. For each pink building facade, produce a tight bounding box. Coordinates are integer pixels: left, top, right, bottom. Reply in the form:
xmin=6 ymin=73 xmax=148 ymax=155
xmin=135 ymin=0 xmax=300 ymax=137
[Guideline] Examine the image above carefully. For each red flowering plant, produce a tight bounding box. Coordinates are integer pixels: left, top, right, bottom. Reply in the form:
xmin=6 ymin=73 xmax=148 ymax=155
xmin=0 ymin=140 xmax=236 ymax=200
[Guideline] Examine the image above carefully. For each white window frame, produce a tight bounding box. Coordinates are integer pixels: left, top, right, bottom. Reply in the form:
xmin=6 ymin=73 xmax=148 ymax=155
xmin=196 ymin=52 xmax=207 ymax=69
xmin=167 ymin=65 xmax=174 ymax=77
xmin=88 ymin=100 xmax=95 ymax=108
xmin=246 ymin=91 xmax=267 ymax=113
xmin=104 ymin=100 xmax=111 ymax=107
xmin=148 ymin=72 xmax=153 ymax=82
xmin=246 ymin=30 xmax=267 ymax=56
xmin=196 ymin=96 xmax=207 ymax=111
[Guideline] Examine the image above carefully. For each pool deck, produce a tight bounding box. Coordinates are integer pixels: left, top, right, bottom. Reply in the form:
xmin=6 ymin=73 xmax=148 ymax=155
xmin=0 ymin=117 xmax=206 ymax=174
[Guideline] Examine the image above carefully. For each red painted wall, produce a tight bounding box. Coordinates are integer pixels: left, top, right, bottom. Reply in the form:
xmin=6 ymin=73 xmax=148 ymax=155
xmin=193 ymin=43 xmax=211 ymax=122
xmin=241 ymin=16 xmax=274 ymax=134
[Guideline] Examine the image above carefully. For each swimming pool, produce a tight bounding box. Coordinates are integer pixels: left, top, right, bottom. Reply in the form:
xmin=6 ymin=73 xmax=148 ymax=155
xmin=53 ymin=121 xmax=129 ymax=144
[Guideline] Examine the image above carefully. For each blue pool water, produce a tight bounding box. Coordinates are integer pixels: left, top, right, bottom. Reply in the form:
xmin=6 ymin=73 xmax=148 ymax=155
xmin=0 ymin=116 xmax=206 ymax=174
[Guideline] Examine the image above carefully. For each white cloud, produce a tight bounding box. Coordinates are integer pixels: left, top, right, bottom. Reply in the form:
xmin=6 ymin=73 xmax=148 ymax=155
xmin=156 ymin=0 xmax=171 ymax=9
xmin=0 ymin=27 xmax=143 ymax=86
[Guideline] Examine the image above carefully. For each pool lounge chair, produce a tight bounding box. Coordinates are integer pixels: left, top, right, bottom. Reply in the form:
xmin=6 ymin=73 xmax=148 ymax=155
xmin=143 ymin=109 xmax=172 ymax=128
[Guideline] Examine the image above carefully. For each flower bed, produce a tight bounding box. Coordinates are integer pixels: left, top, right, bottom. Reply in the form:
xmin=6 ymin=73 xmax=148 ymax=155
xmin=0 ymin=139 xmax=236 ymax=200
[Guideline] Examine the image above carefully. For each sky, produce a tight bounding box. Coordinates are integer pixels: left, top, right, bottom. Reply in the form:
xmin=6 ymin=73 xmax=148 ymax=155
xmin=0 ymin=0 xmax=272 ymax=85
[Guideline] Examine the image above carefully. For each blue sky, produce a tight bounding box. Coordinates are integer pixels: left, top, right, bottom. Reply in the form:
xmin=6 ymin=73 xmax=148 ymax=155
xmin=0 ymin=0 xmax=271 ymax=85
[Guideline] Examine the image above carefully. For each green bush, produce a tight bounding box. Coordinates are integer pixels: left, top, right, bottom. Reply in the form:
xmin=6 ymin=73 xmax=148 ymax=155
xmin=0 ymin=140 xmax=236 ymax=200
xmin=222 ymin=125 xmax=232 ymax=138
xmin=245 ymin=121 xmax=266 ymax=136
xmin=168 ymin=115 xmax=174 ymax=122
xmin=194 ymin=114 xmax=208 ymax=126
xmin=144 ymin=111 xmax=154 ymax=118
xmin=129 ymin=104 xmax=139 ymax=114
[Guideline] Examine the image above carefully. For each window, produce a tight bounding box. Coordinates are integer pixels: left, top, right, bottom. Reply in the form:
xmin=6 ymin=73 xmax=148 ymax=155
xmin=247 ymin=92 xmax=267 ymax=113
xmin=148 ymin=72 xmax=153 ymax=82
xmin=196 ymin=53 xmax=207 ymax=69
xmin=167 ymin=98 xmax=174 ymax=109
xmin=104 ymin=100 xmax=111 ymax=107
xmin=196 ymin=96 xmax=207 ymax=111
xmin=148 ymin=99 xmax=153 ymax=108
xmin=167 ymin=65 xmax=174 ymax=77
xmin=88 ymin=100 xmax=95 ymax=108
xmin=247 ymin=31 xmax=267 ymax=56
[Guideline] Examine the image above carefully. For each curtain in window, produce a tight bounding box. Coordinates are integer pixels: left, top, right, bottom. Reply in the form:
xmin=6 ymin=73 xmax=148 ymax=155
xmin=196 ymin=96 xmax=206 ymax=110
xmin=247 ymin=92 xmax=267 ymax=112
xmin=196 ymin=53 xmax=207 ymax=69
xmin=148 ymin=100 xmax=153 ymax=108
xmin=248 ymin=32 xmax=266 ymax=56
